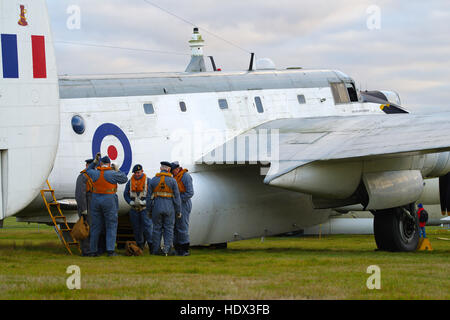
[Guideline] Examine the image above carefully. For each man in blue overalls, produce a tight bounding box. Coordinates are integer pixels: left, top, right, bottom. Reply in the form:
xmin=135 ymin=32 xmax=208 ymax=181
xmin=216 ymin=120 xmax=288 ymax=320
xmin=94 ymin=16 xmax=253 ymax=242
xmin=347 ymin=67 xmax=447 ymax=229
xmin=149 ymin=161 xmax=181 ymax=256
xmin=86 ymin=153 xmax=128 ymax=256
xmin=75 ymin=159 xmax=94 ymax=256
xmin=124 ymin=164 xmax=153 ymax=253
xmin=171 ymin=161 xmax=194 ymax=256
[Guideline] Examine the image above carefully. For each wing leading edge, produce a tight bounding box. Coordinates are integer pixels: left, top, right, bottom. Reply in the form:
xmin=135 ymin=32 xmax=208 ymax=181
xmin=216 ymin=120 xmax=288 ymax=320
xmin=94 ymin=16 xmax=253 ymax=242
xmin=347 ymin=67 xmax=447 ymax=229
xmin=197 ymin=112 xmax=450 ymax=183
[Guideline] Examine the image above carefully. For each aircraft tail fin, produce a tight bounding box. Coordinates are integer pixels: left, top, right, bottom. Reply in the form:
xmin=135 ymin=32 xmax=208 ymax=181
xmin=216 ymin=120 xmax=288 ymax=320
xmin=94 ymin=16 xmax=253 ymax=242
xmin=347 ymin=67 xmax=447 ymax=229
xmin=0 ymin=0 xmax=60 ymax=219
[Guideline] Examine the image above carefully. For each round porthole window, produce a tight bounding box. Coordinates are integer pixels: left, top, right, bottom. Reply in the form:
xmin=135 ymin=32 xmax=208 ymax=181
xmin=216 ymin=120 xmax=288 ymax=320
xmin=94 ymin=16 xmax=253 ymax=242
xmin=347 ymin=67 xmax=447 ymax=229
xmin=71 ymin=115 xmax=85 ymax=135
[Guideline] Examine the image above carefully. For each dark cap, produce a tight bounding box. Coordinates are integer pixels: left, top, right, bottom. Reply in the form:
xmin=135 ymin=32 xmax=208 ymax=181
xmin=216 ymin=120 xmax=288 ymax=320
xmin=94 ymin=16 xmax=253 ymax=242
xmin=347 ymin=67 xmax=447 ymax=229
xmin=171 ymin=161 xmax=180 ymax=170
xmin=160 ymin=161 xmax=172 ymax=167
xmin=132 ymin=164 xmax=143 ymax=173
xmin=85 ymin=159 xmax=94 ymax=164
xmin=100 ymin=156 xmax=111 ymax=164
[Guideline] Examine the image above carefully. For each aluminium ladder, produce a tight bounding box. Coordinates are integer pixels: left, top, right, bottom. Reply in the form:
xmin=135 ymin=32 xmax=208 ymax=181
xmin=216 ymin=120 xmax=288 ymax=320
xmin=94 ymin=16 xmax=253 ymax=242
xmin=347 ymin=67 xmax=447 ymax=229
xmin=40 ymin=180 xmax=81 ymax=255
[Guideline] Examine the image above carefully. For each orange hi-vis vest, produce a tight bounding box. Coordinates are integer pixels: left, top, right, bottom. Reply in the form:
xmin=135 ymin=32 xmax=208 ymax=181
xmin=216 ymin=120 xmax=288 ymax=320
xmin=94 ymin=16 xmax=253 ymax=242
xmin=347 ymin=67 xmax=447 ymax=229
xmin=174 ymin=169 xmax=188 ymax=193
xmin=81 ymin=169 xmax=94 ymax=193
xmin=152 ymin=172 xmax=174 ymax=198
xmin=92 ymin=167 xmax=118 ymax=195
xmin=130 ymin=173 xmax=148 ymax=198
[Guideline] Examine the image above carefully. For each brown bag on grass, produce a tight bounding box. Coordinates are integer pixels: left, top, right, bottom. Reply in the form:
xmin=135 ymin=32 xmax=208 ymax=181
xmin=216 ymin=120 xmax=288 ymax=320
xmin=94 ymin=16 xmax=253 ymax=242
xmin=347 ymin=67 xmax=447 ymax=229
xmin=125 ymin=241 xmax=143 ymax=256
xmin=70 ymin=215 xmax=90 ymax=241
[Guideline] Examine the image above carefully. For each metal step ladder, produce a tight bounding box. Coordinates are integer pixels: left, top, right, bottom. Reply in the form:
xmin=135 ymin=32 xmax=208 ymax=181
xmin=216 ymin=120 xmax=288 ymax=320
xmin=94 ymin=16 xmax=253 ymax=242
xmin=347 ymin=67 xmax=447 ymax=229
xmin=40 ymin=180 xmax=81 ymax=255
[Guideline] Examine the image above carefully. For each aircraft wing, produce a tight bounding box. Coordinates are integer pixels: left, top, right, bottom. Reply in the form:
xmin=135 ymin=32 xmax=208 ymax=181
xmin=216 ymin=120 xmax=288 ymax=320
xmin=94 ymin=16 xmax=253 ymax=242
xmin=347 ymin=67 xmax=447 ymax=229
xmin=199 ymin=112 xmax=450 ymax=183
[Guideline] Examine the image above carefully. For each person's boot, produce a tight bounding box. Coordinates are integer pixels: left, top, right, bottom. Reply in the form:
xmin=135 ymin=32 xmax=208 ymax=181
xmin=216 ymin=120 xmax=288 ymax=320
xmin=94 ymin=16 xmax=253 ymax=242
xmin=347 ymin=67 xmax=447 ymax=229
xmin=155 ymin=246 xmax=164 ymax=256
xmin=167 ymin=246 xmax=177 ymax=256
xmin=174 ymin=243 xmax=182 ymax=256
xmin=147 ymin=242 xmax=153 ymax=255
xmin=181 ymin=243 xmax=190 ymax=256
xmin=107 ymin=251 xmax=118 ymax=257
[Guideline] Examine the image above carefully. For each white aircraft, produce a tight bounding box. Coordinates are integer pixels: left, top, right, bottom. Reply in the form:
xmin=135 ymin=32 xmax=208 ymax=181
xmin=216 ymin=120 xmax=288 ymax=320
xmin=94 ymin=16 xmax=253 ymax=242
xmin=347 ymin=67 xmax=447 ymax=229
xmin=3 ymin=4 xmax=450 ymax=252
xmin=0 ymin=0 xmax=59 ymax=227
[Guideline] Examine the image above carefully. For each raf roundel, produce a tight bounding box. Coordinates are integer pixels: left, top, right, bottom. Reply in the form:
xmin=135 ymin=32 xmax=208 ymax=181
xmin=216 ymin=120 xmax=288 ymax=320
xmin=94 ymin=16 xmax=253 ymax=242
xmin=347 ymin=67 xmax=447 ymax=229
xmin=92 ymin=123 xmax=132 ymax=175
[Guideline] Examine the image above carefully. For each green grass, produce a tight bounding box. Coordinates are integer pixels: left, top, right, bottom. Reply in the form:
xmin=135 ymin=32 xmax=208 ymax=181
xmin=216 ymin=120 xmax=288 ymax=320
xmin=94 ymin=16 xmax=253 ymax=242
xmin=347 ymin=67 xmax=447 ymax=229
xmin=0 ymin=217 xmax=449 ymax=300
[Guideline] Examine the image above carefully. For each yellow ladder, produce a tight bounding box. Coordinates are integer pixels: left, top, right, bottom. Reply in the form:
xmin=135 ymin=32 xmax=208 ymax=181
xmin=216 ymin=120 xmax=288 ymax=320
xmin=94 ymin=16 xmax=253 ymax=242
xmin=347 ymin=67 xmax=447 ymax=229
xmin=40 ymin=180 xmax=81 ymax=255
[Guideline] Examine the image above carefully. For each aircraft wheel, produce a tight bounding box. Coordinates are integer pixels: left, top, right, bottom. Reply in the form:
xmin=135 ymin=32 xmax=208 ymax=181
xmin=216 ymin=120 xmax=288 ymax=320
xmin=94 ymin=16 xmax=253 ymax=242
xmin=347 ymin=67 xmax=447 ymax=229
xmin=373 ymin=205 xmax=419 ymax=252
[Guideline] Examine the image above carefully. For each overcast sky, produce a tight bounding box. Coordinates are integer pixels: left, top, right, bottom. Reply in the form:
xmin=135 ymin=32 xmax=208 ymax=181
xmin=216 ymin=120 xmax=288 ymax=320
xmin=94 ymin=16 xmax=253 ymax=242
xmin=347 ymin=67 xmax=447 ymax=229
xmin=47 ymin=0 xmax=450 ymax=112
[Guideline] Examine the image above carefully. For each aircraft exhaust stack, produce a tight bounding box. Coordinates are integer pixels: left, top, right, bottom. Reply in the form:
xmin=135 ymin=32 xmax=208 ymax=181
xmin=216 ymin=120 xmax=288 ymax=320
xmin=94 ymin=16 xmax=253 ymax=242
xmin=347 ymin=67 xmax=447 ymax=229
xmin=185 ymin=27 xmax=206 ymax=73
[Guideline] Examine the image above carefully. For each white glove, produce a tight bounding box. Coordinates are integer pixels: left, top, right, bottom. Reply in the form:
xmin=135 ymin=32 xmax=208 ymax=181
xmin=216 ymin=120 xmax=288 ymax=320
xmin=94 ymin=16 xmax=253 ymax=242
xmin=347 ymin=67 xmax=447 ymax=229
xmin=139 ymin=199 xmax=146 ymax=206
xmin=81 ymin=210 xmax=87 ymax=216
xmin=111 ymin=163 xmax=119 ymax=171
xmin=130 ymin=201 xmax=135 ymax=206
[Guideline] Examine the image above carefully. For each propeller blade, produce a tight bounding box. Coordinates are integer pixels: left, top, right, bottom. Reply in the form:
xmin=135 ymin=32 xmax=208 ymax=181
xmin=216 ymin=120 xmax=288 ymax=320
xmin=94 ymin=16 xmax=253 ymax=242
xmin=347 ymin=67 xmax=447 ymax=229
xmin=439 ymin=173 xmax=450 ymax=216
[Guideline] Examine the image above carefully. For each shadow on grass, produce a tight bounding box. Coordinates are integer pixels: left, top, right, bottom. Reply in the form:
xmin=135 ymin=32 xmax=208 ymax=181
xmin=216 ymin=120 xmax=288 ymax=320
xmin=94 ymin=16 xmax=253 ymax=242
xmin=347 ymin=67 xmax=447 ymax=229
xmin=0 ymin=241 xmax=68 ymax=254
xmin=196 ymin=246 xmax=450 ymax=256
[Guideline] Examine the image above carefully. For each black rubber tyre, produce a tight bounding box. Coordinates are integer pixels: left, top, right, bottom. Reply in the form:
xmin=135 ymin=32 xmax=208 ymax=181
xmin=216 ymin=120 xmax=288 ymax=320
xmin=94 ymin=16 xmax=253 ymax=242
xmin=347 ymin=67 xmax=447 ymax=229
xmin=373 ymin=206 xmax=419 ymax=252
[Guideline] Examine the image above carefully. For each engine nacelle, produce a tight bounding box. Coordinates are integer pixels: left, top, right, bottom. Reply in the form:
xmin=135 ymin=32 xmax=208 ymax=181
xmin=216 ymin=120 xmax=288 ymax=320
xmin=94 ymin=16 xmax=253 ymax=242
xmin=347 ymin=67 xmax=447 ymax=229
xmin=363 ymin=170 xmax=424 ymax=210
xmin=422 ymin=152 xmax=450 ymax=178
xmin=379 ymin=90 xmax=401 ymax=106
xmin=268 ymin=161 xmax=362 ymax=199
xmin=361 ymin=90 xmax=401 ymax=105
xmin=417 ymin=178 xmax=440 ymax=205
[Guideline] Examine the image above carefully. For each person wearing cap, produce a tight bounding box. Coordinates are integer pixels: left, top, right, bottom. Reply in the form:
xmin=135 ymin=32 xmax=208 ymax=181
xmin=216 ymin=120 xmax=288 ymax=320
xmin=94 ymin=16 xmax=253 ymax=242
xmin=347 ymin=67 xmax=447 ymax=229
xmin=124 ymin=164 xmax=153 ymax=253
xmin=86 ymin=153 xmax=128 ymax=257
xmin=75 ymin=159 xmax=94 ymax=256
xmin=171 ymin=161 xmax=194 ymax=256
xmin=149 ymin=161 xmax=181 ymax=256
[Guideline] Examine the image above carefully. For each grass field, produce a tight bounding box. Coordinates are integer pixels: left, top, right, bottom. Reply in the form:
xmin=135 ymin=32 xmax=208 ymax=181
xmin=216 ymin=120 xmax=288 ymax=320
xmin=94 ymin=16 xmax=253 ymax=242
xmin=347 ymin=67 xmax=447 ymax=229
xmin=0 ymin=217 xmax=449 ymax=300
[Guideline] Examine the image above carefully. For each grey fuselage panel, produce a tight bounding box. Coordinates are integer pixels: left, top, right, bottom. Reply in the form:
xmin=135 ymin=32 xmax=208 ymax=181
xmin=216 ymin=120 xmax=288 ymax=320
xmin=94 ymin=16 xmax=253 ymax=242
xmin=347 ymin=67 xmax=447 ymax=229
xmin=58 ymin=69 xmax=349 ymax=99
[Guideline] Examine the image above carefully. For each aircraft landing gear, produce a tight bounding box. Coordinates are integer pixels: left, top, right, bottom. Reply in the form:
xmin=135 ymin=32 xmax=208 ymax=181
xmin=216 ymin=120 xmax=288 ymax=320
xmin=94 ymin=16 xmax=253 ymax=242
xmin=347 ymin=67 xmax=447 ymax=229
xmin=373 ymin=204 xmax=419 ymax=252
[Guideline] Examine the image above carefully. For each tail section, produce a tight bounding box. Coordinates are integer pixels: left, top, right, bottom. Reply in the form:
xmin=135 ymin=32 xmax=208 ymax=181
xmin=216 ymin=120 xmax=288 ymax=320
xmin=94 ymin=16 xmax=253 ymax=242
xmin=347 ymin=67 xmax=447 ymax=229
xmin=0 ymin=0 xmax=59 ymax=220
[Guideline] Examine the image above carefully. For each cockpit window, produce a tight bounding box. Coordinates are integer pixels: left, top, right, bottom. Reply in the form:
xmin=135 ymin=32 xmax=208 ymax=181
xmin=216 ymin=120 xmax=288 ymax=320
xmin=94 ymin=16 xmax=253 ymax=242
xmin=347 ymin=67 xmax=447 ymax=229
xmin=330 ymin=82 xmax=350 ymax=104
xmin=346 ymin=82 xmax=358 ymax=102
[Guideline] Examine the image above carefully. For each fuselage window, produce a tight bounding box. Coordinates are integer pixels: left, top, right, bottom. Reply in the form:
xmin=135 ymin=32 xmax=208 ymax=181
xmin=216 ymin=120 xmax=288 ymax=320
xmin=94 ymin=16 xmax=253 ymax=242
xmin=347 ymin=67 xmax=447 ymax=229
xmin=143 ymin=103 xmax=155 ymax=114
xmin=71 ymin=115 xmax=85 ymax=135
xmin=254 ymin=96 xmax=264 ymax=113
xmin=218 ymin=99 xmax=228 ymax=110
xmin=297 ymin=94 xmax=306 ymax=104
xmin=179 ymin=101 xmax=187 ymax=112
xmin=330 ymin=82 xmax=350 ymax=104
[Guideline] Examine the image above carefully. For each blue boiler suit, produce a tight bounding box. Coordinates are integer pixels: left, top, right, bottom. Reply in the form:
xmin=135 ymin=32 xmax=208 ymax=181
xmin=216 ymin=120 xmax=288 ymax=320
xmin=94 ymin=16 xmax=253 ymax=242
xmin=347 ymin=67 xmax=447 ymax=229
xmin=123 ymin=175 xmax=153 ymax=249
xmin=74 ymin=170 xmax=92 ymax=255
xmin=149 ymin=171 xmax=181 ymax=254
xmin=174 ymin=171 xmax=194 ymax=246
xmin=86 ymin=162 xmax=128 ymax=254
